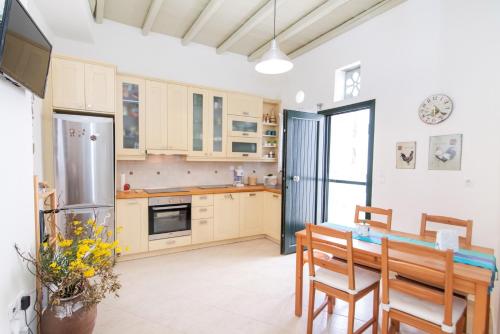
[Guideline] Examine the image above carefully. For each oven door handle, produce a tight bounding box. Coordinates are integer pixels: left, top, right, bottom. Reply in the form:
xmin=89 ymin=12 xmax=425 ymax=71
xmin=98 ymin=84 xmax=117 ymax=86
xmin=152 ymin=205 xmax=189 ymax=211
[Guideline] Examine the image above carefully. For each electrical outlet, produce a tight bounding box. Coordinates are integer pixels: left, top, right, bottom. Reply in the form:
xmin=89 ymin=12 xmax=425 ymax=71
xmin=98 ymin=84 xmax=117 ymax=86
xmin=8 ymin=290 xmax=36 ymax=334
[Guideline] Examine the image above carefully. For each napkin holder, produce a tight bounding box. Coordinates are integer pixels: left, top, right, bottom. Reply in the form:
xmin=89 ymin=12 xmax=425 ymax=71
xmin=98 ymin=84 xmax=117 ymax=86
xmin=436 ymin=229 xmax=459 ymax=252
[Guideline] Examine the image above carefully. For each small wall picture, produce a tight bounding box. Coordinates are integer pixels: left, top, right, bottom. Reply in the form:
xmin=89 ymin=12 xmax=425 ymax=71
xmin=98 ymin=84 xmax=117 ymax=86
xmin=428 ymin=134 xmax=462 ymax=170
xmin=396 ymin=141 xmax=416 ymax=169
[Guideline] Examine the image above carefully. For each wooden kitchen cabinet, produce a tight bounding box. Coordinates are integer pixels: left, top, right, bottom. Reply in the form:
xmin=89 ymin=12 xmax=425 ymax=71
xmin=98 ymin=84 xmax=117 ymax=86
xmin=192 ymin=219 xmax=214 ymax=244
xmin=145 ymin=80 xmax=168 ymax=151
xmin=84 ymin=63 xmax=115 ymax=113
xmin=263 ymin=192 xmax=282 ymax=241
xmin=52 ymin=57 xmax=115 ymax=113
xmin=228 ymin=93 xmax=263 ymax=118
xmin=52 ymin=58 xmax=85 ymax=110
xmin=166 ymin=84 xmax=188 ymax=152
xmin=116 ymin=199 xmax=148 ymax=255
xmin=239 ymin=192 xmax=263 ymax=237
xmin=213 ymin=193 xmax=240 ymax=241
xmin=188 ymin=87 xmax=210 ymax=157
xmin=116 ymin=75 xmax=146 ymax=159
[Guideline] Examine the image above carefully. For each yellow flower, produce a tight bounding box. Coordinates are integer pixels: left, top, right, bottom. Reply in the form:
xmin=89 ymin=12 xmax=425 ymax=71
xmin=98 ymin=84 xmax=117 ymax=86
xmin=106 ymin=231 xmax=113 ymax=237
xmin=49 ymin=262 xmax=57 ymax=268
xmin=74 ymin=226 xmax=84 ymax=235
xmin=125 ymin=246 xmax=130 ymax=252
xmin=42 ymin=242 xmax=48 ymax=249
xmin=83 ymin=268 xmax=95 ymax=278
xmin=58 ymin=239 xmax=73 ymax=247
xmin=117 ymin=226 xmax=124 ymax=233
xmin=116 ymin=247 xmax=122 ymax=254
xmin=95 ymin=226 xmax=104 ymax=235
xmin=86 ymin=218 xmax=96 ymax=227
xmin=73 ymin=220 xmax=81 ymax=225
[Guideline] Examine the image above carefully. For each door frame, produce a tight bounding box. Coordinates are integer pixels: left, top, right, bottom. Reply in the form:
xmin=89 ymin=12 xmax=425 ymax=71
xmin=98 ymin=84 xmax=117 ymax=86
xmin=319 ymin=99 xmax=376 ymax=222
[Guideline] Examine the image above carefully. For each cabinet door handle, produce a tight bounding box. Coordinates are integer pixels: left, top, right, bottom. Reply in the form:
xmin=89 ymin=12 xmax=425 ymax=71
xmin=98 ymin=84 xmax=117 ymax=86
xmin=243 ymin=111 xmax=249 ymax=116
xmin=166 ymin=240 xmax=176 ymax=245
xmin=199 ymin=196 xmax=207 ymax=200
xmin=242 ymin=133 xmax=249 ymax=136
xmin=249 ymin=193 xmax=256 ymax=197
xmin=199 ymin=208 xmax=208 ymax=212
xmin=272 ymin=194 xmax=279 ymax=198
xmin=127 ymin=201 xmax=138 ymax=205
xmin=199 ymin=220 xmax=208 ymax=224
xmin=242 ymin=154 xmax=249 ymax=157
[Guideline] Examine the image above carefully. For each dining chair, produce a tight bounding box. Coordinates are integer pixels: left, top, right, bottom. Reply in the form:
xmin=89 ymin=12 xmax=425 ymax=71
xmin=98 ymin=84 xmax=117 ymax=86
xmin=355 ymin=205 xmax=393 ymax=230
xmin=305 ymin=223 xmax=380 ymax=334
xmin=380 ymin=237 xmax=467 ymax=334
xmin=420 ymin=213 xmax=473 ymax=247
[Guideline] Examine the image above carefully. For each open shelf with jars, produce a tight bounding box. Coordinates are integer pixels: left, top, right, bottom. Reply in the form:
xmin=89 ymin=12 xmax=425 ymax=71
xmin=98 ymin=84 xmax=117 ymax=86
xmin=262 ymin=100 xmax=280 ymax=161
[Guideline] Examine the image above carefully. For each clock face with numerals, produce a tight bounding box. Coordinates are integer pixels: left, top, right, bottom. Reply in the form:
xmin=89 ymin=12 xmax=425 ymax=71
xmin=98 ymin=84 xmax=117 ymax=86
xmin=418 ymin=94 xmax=453 ymax=124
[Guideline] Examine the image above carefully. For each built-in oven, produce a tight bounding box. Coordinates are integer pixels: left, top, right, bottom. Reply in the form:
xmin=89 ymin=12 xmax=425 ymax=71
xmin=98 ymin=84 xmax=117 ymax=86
xmin=148 ymin=196 xmax=191 ymax=241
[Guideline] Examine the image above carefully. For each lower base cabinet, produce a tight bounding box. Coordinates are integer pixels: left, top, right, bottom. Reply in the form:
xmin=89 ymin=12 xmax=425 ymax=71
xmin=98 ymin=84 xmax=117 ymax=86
xmin=213 ymin=193 xmax=240 ymax=241
xmin=116 ymin=199 xmax=149 ymax=255
xmin=192 ymin=219 xmax=214 ymax=244
xmin=239 ymin=192 xmax=263 ymax=237
xmin=263 ymin=192 xmax=281 ymax=241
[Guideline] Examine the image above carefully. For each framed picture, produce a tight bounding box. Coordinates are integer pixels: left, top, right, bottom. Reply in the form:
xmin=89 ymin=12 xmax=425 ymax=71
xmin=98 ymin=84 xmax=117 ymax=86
xmin=396 ymin=141 xmax=416 ymax=169
xmin=428 ymin=134 xmax=462 ymax=170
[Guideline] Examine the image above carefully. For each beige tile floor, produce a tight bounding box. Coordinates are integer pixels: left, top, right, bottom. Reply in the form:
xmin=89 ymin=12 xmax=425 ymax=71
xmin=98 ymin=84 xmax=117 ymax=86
xmin=95 ymin=239 xmax=422 ymax=334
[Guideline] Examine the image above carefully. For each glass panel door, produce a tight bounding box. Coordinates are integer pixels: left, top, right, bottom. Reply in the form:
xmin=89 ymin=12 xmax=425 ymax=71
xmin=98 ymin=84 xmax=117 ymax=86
xmin=192 ymin=93 xmax=204 ymax=152
xmin=212 ymin=95 xmax=224 ymax=154
xmin=325 ymin=106 xmax=373 ymax=225
xmin=122 ymin=82 xmax=140 ymax=149
xmin=228 ymin=115 xmax=260 ymax=138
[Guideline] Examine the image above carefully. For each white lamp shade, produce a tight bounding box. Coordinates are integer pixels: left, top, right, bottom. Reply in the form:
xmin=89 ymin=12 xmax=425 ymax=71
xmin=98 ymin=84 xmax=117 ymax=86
xmin=255 ymin=39 xmax=293 ymax=75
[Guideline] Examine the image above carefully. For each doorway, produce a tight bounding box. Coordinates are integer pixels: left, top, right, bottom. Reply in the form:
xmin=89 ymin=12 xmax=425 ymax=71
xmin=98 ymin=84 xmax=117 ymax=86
xmin=320 ymin=100 xmax=375 ymax=224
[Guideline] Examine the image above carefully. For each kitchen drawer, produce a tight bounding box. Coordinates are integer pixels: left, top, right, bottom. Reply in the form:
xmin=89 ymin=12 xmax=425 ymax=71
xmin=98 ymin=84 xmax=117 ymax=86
xmin=192 ymin=205 xmax=214 ymax=219
xmin=192 ymin=194 xmax=214 ymax=207
xmin=192 ymin=219 xmax=214 ymax=244
xmin=149 ymin=236 xmax=191 ymax=251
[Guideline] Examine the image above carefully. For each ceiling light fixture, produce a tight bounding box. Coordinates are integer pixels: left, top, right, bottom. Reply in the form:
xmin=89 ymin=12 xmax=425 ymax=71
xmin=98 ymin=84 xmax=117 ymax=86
xmin=255 ymin=0 xmax=293 ymax=75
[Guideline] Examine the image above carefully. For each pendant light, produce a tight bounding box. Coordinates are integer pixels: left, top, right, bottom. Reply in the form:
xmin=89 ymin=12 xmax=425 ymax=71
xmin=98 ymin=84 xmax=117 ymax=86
xmin=255 ymin=0 xmax=293 ymax=74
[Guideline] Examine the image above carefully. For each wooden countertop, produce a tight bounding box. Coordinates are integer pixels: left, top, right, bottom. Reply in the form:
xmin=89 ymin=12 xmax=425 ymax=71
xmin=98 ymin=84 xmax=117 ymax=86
xmin=116 ymin=184 xmax=281 ymax=199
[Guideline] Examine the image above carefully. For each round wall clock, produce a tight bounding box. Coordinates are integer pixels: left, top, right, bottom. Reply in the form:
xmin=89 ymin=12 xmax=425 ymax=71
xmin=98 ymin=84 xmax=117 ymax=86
xmin=418 ymin=94 xmax=453 ymax=124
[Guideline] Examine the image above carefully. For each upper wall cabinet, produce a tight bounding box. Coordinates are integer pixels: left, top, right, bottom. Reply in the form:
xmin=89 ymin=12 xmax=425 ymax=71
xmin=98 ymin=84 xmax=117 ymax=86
xmin=166 ymin=84 xmax=188 ymax=152
xmin=84 ymin=64 xmax=115 ymax=113
xmin=51 ymin=57 xmax=115 ymax=113
xmin=228 ymin=93 xmax=263 ymax=118
xmin=188 ymin=88 xmax=228 ymax=158
xmin=145 ymin=80 xmax=168 ymax=151
xmin=52 ymin=58 xmax=85 ymax=110
xmin=116 ymin=75 xmax=146 ymax=159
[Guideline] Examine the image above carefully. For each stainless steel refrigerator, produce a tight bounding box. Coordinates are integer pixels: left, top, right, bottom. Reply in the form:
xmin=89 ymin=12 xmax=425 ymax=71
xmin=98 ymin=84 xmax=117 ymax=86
xmin=53 ymin=113 xmax=114 ymax=238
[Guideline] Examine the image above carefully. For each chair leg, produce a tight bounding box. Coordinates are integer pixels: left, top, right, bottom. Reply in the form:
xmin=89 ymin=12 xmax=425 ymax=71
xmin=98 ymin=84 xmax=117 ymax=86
xmin=456 ymin=313 xmax=466 ymax=334
xmin=348 ymin=295 xmax=356 ymax=334
xmin=327 ymin=296 xmax=334 ymax=314
xmin=381 ymin=310 xmax=389 ymax=334
xmin=390 ymin=319 xmax=399 ymax=334
xmin=372 ymin=285 xmax=380 ymax=334
xmin=307 ymin=281 xmax=316 ymax=334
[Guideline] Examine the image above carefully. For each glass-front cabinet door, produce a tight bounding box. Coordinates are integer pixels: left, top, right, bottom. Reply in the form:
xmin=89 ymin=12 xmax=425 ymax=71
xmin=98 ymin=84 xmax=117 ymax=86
xmin=116 ymin=76 xmax=146 ymax=159
xmin=188 ymin=88 xmax=209 ymax=157
xmin=228 ymin=115 xmax=261 ymax=138
xmin=227 ymin=137 xmax=261 ymax=158
xmin=210 ymin=92 xmax=227 ymax=157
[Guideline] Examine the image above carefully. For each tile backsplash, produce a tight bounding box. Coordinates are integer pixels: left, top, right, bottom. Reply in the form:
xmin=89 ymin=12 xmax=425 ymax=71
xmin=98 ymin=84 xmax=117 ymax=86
xmin=117 ymin=155 xmax=280 ymax=190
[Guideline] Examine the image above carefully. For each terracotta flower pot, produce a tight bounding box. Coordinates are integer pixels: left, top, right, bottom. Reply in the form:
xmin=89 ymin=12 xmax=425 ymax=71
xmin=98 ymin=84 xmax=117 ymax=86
xmin=41 ymin=293 xmax=97 ymax=334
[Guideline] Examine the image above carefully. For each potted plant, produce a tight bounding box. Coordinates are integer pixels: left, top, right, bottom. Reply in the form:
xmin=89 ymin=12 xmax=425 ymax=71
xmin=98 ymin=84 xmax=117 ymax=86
xmin=16 ymin=216 xmax=122 ymax=334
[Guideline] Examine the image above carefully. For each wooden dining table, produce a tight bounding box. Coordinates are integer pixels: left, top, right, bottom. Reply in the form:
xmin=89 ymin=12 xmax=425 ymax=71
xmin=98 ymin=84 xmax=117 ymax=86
xmin=294 ymin=225 xmax=494 ymax=334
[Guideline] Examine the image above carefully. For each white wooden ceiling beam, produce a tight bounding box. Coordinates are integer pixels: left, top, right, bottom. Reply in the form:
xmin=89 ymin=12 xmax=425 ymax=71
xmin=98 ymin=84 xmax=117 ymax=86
xmin=287 ymin=0 xmax=406 ymax=59
xmin=216 ymin=0 xmax=287 ymax=55
xmin=248 ymin=0 xmax=350 ymax=61
xmin=182 ymin=0 xmax=225 ymax=46
xmin=142 ymin=0 xmax=165 ymax=35
xmin=95 ymin=0 xmax=105 ymax=24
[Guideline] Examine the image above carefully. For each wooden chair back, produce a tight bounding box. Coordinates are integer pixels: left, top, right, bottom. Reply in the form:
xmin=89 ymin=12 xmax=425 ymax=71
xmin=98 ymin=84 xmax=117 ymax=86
xmin=381 ymin=238 xmax=455 ymax=328
xmin=305 ymin=223 xmax=355 ymax=291
xmin=420 ymin=213 xmax=473 ymax=247
xmin=354 ymin=205 xmax=393 ymax=230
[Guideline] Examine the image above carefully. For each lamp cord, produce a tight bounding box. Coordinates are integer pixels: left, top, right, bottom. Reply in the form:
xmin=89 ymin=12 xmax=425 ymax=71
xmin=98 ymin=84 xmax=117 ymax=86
xmin=273 ymin=0 xmax=276 ymax=39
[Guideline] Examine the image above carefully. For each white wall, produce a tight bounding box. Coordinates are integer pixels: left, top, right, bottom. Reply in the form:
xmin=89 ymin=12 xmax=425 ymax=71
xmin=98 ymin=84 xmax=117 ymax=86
xmin=281 ymin=0 xmax=500 ymax=250
xmin=50 ymin=20 xmax=283 ymax=99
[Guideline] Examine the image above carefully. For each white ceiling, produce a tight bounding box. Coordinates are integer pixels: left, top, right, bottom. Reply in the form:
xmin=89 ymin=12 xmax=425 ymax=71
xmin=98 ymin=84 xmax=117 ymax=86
xmin=91 ymin=0 xmax=406 ymax=60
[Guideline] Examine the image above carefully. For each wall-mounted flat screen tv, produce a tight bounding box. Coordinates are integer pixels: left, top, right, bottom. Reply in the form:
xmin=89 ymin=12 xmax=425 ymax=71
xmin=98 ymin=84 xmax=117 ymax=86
xmin=0 ymin=0 xmax=52 ymax=98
